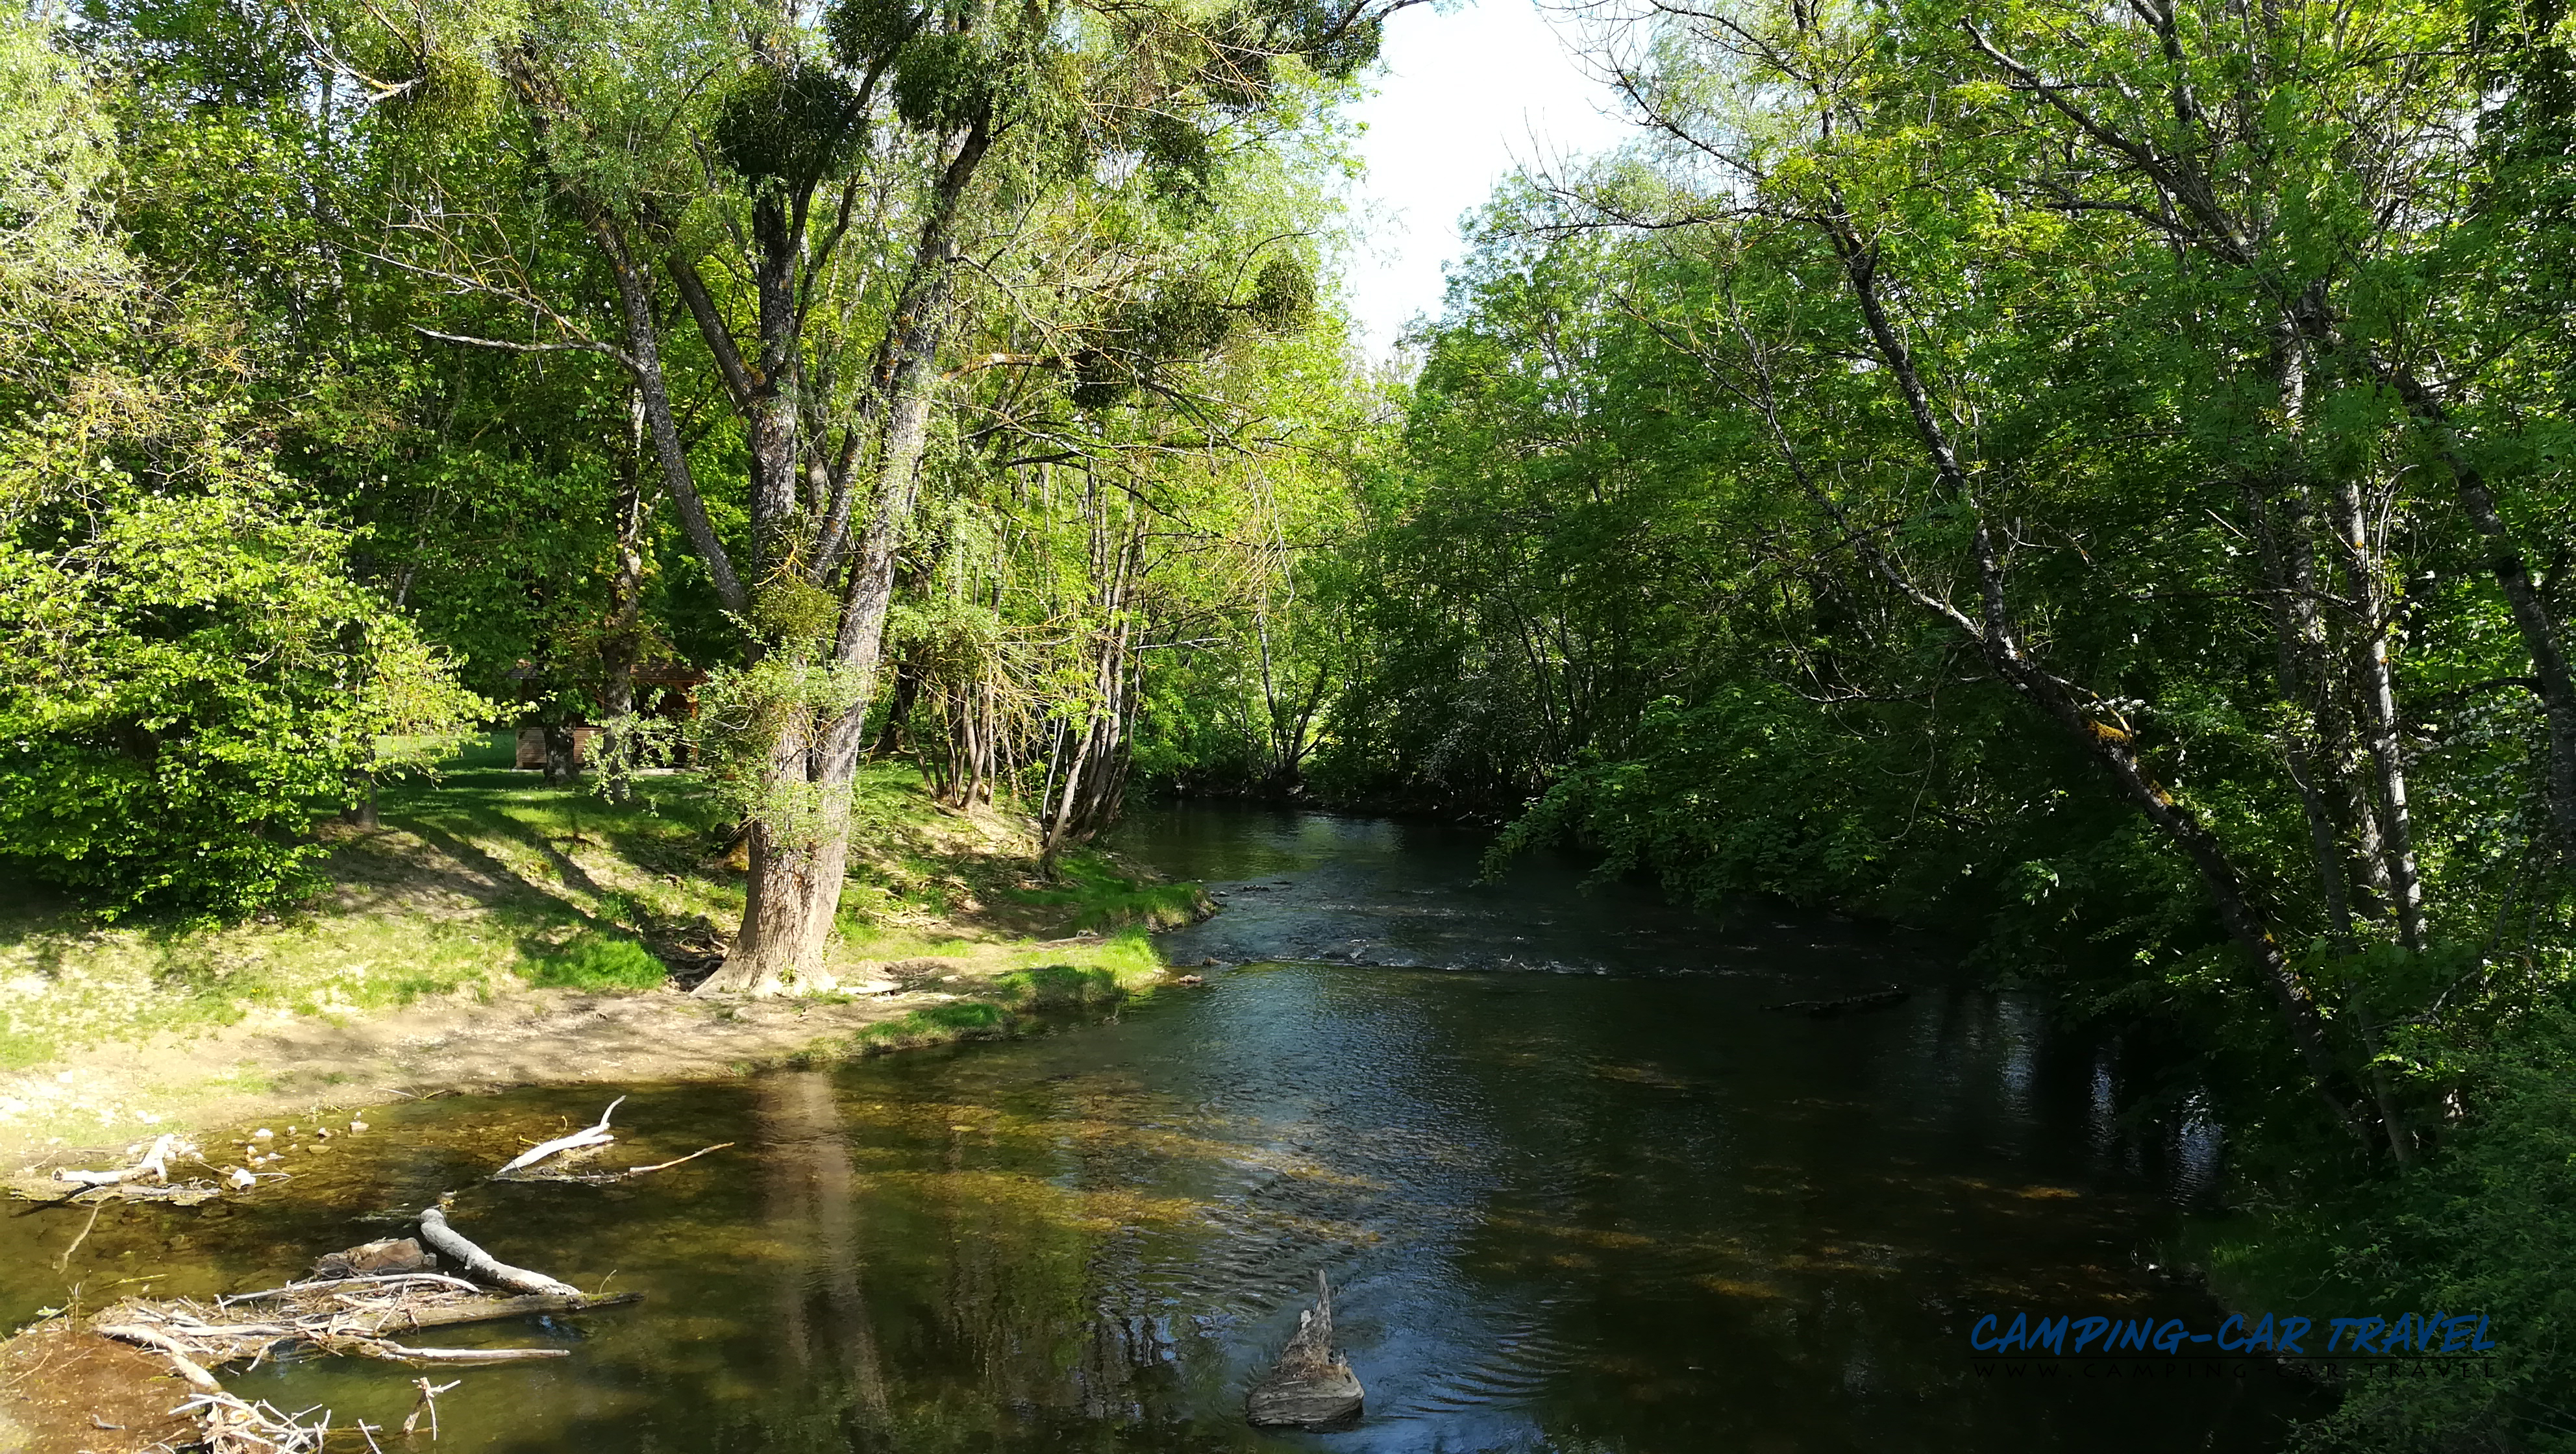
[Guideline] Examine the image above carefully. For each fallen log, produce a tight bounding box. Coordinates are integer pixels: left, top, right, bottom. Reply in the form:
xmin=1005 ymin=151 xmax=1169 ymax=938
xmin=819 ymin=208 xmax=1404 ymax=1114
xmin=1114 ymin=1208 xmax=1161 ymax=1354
xmin=97 ymin=1285 xmax=638 ymax=1366
xmin=382 ymin=1290 xmax=640 ymax=1333
xmin=419 ymin=1205 xmax=583 ymax=1296
xmin=1246 ymin=1271 xmax=1363 ymax=1429
xmin=367 ymin=1340 xmax=569 ymax=1365
xmin=6 ymin=1175 xmax=222 ymax=1205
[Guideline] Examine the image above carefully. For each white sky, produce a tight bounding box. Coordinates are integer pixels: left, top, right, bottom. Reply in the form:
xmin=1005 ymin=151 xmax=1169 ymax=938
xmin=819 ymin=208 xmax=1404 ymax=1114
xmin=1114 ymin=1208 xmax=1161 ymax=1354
xmin=1339 ymin=1 xmax=1634 ymax=364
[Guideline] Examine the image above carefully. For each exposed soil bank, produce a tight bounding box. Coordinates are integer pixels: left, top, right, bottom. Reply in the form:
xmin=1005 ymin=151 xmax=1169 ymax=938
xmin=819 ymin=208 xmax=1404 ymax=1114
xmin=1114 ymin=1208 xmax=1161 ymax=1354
xmin=2 ymin=946 xmax=1165 ymax=1170
xmin=0 ymin=750 xmax=1208 ymax=1168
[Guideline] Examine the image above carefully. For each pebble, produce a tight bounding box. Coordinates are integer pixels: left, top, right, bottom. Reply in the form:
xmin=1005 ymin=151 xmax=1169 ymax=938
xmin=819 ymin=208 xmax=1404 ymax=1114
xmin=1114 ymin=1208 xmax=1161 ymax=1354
xmin=252 ymin=1128 xmax=273 ymax=1141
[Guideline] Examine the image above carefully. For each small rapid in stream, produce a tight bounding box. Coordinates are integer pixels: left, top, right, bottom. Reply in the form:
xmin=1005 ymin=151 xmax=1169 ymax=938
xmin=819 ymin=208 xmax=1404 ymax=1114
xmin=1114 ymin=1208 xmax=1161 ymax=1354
xmin=1 ymin=806 xmax=2326 ymax=1452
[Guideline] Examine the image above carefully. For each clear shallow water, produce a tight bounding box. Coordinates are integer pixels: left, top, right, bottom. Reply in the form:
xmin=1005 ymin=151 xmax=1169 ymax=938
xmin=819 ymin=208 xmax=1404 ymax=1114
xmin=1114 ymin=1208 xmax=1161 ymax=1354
xmin=2 ymin=807 xmax=2321 ymax=1451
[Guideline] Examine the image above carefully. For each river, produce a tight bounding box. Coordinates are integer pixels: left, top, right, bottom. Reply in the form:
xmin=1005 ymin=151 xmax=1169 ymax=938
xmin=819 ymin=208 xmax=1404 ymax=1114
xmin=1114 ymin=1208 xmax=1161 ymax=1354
xmin=1 ymin=806 xmax=2325 ymax=1451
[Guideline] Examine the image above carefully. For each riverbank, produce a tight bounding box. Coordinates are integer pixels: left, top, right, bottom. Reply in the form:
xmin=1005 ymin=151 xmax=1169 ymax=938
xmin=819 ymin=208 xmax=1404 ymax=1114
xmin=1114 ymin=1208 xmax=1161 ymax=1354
xmin=0 ymin=745 xmax=1208 ymax=1167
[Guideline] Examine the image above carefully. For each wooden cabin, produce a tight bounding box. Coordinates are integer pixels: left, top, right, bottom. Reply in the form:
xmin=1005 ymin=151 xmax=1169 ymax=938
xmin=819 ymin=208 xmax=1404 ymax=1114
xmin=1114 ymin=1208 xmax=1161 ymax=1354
xmin=510 ymin=663 xmax=708 ymax=770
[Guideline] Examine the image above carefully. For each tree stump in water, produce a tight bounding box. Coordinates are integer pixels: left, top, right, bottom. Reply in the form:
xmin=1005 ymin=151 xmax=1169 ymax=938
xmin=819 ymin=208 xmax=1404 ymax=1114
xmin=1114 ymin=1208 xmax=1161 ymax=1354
xmin=1246 ymin=1272 xmax=1363 ymax=1429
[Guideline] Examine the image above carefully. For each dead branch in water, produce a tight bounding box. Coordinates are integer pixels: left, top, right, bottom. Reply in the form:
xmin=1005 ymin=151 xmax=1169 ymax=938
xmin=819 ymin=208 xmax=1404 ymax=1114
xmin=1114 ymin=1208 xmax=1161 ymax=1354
xmin=97 ymin=1278 xmax=636 ymax=1367
xmin=499 ymin=1141 xmax=734 ymax=1185
xmin=176 ymin=1388 xmax=335 ymax=1453
xmin=404 ymin=1377 xmax=462 ymax=1439
xmin=66 ymin=1223 xmax=628 ymax=1453
xmin=494 ymin=1096 xmax=625 ymax=1177
xmin=52 ymin=1133 xmax=183 ymax=1187
xmin=367 ymin=1340 xmax=569 ymax=1365
xmin=53 ymin=1198 xmax=104 ymax=1272
xmin=219 ymin=1271 xmax=482 ymax=1308
xmin=7 ymin=1174 xmax=223 ymax=1205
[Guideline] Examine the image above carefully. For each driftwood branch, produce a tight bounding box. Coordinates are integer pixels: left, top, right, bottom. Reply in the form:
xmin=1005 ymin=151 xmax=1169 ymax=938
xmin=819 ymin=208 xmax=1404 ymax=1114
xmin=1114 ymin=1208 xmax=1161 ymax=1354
xmin=418 ymin=1207 xmax=584 ymax=1296
xmin=404 ymin=1377 xmax=463 ymax=1439
xmin=502 ymin=1141 xmax=734 ymax=1185
xmin=368 ymin=1340 xmax=568 ymax=1365
xmin=8 ymin=1175 xmax=222 ymax=1205
xmin=175 ymin=1388 xmax=334 ymax=1454
xmin=80 ymin=1226 xmax=630 ymax=1453
xmin=495 ymin=1096 xmax=625 ymax=1177
xmin=53 ymin=1133 xmax=182 ymax=1186
xmin=221 ymin=1272 xmax=482 ymax=1307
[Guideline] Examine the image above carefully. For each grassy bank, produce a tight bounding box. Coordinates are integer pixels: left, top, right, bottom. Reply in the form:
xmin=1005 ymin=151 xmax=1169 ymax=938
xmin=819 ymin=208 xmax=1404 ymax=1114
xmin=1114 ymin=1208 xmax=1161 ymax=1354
xmin=0 ymin=735 xmax=1206 ymax=1153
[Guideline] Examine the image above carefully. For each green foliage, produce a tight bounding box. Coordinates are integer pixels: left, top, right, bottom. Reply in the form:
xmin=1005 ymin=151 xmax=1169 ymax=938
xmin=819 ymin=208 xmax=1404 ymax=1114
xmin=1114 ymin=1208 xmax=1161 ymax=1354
xmin=0 ymin=484 xmax=485 ymax=918
xmin=2309 ymin=1007 xmax=2576 ymax=1452
xmin=1328 ymin=9 xmax=2576 ymax=1449
xmin=0 ymin=14 xmax=120 ymax=302
xmin=1246 ymin=254 xmax=1315 ymax=332
xmin=0 ymin=32 xmax=486 ymax=918
xmin=827 ymin=0 xmax=924 ymax=68
xmin=2198 ymin=1003 xmax=2576 ymax=1453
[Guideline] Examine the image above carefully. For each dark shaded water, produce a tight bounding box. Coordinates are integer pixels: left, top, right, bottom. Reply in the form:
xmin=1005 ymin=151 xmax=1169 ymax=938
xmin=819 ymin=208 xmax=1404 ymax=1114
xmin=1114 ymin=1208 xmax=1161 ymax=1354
xmin=3 ymin=807 xmax=2320 ymax=1451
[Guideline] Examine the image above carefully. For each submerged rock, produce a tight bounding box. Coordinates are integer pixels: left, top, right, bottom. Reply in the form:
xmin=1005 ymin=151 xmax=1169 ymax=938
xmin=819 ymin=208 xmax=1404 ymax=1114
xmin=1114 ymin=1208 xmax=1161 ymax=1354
xmin=1246 ymin=1272 xmax=1363 ymax=1429
xmin=1761 ymin=985 xmax=1910 ymax=1017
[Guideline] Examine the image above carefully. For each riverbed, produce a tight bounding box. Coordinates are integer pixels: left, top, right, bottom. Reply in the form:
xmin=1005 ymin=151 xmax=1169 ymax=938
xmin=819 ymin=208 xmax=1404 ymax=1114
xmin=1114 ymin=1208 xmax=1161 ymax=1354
xmin=1 ymin=806 xmax=2323 ymax=1451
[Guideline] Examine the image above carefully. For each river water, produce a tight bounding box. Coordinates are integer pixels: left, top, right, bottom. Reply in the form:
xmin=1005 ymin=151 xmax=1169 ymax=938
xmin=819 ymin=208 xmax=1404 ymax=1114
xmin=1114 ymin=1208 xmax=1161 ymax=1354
xmin=3 ymin=806 xmax=2323 ymax=1451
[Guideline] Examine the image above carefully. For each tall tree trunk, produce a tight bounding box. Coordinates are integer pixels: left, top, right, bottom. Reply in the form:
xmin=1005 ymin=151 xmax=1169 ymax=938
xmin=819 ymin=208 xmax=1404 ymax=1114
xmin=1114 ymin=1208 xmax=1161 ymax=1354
xmin=2326 ymin=475 xmax=2427 ymax=950
xmin=542 ymin=721 xmax=580 ymax=783
xmin=2242 ymin=474 xmax=2353 ymax=944
xmin=871 ymin=656 xmax=920 ymax=759
xmin=342 ymin=770 xmax=380 ymax=830
xmin=696 ymin=123 xmax=986 ymax=997
xmin=2379 ymin=366 xmax=2576 ymax=854
xmin=596 ymin=405 xmax=652 ymax=802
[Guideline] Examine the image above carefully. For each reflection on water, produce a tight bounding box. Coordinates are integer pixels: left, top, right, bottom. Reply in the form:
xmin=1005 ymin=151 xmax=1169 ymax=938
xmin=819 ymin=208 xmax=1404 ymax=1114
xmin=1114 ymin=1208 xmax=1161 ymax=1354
xmin=0 ymin=807 xmax=2322 ymax=1452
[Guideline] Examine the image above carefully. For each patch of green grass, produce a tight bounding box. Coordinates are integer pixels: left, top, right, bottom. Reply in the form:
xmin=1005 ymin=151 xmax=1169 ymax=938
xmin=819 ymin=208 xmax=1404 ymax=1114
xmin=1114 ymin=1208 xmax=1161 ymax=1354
xmin=853 ymin=999 xmax=1011 ymax=1052
xmin=991 ymin=963 xmax=1123 ymax=1007
xmin=1004 ymin=852 xmax=1210 ymax=932
xmin=2167 ymin=1209 xmax=2372 ymax=1316
xmin=525 ymin=931 xmax=670 ymax=991
xmin=1008 ymin=926 xmax=1167 ymax=987
xmin=1 ymin=910 xmax=534 ymax=1070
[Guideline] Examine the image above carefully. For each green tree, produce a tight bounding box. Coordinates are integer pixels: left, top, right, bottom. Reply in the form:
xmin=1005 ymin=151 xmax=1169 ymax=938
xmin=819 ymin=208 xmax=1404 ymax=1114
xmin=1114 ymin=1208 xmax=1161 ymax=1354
xmin=0 ymin=13 xmax=484 ymax=918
